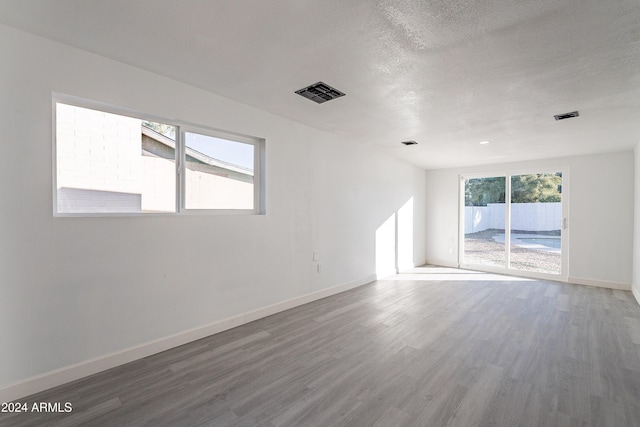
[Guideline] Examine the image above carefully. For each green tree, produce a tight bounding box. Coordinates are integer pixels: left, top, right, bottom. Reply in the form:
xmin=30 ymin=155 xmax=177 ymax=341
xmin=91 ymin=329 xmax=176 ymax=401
xmin=465 ymin=177 xmax=505 ymax=206
xmin=511 ymin=173 xmax=561 ymax=203
xmin=465 ymin=173 xmax=561 ymax=206
xmin=142 ymin=120 xmax=175 ymax=140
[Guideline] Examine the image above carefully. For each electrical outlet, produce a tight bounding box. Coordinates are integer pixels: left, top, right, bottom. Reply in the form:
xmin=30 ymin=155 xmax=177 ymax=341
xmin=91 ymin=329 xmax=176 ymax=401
xmin=317 ymin=264 xmax=322 ymax=273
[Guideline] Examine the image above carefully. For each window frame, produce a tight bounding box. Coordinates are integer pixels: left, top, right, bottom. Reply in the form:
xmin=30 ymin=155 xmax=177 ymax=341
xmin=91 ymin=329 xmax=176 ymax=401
xmin=52 ymin=93 xmax=265 ymax=217
xmin=458 ymin=167 xmax=569 ymax=282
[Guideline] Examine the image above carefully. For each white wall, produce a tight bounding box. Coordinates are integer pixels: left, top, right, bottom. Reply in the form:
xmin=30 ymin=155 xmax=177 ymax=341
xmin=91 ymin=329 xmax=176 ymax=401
xmin=56 ymin=104 xmax=143 ymax=198
xmin=633 ymin=144 xmax=640 ymax=304
xmin=426 ymin=152 xmax=634 ymax=288
xmin=0 ymin=25 xmax=426 ymax=398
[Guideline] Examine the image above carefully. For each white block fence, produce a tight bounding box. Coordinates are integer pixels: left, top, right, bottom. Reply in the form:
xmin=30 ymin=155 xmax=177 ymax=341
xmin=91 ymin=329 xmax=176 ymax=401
xmin=465 ymin=203 xmax=561 ymax=234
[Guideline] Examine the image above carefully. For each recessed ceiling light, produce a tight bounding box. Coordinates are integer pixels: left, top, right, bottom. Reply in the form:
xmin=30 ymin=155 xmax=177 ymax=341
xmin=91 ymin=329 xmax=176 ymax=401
xmin=401 ymin=140 xmax=418 ymax=146
xmin=479 ymin=140 xmax=490 ymax=145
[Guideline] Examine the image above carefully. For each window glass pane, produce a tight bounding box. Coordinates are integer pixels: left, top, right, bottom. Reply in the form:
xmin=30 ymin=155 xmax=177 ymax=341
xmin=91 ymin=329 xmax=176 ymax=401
xmin=56 ymin=103 xmax=176 ymax=213
xmin=184 ymin=132 xmax=254 ymax=210
xmin=463 ymin=176 xmax=506 ymax=268
xmin=509 ymin=173 xmax=562 ymax=274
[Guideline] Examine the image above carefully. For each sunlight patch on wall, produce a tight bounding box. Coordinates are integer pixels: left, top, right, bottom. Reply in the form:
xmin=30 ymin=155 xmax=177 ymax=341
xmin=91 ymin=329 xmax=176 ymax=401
xmin=375 ymin=197 xmax=415 ymax=279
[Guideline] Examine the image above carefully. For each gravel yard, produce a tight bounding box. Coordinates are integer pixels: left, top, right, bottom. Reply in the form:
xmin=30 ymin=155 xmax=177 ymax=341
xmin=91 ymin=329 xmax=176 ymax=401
xmin=464 ymin=229 xmax=561 ymax=274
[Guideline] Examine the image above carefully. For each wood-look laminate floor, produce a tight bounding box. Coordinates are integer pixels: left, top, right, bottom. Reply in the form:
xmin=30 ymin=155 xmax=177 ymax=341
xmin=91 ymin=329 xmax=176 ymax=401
xmin=3 ymin=266 xmax=640 ymax=426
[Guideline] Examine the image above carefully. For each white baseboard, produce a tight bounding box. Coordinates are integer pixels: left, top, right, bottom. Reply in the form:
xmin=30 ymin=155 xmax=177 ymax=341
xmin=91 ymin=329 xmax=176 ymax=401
xmin=424 ymin=258 xmax=459 ymax=269
xmin=632 ymin=285 xmax=640 ymax=306
xmin=567 ymin=276 xmax=631 ymax=291
xmin=424 ymin=261 xmax=631 ymax=292
xmin=0 ymin=274 xmax=376 ymax=403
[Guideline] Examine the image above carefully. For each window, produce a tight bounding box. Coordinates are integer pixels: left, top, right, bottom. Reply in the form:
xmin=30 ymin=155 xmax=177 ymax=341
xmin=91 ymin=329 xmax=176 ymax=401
xmin=53 ymin=96 xmax=264 ymax=215
xmin=183 ymin=130 xmax=255 ymax=210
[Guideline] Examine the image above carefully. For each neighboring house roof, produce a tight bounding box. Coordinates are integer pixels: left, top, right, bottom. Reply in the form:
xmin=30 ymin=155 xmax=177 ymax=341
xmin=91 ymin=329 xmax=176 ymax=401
xmin=141 ymin=126 xmax=253 ymax=177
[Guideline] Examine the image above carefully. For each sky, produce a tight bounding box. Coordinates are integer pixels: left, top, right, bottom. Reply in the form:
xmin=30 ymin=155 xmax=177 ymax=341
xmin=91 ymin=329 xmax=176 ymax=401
xmin=185 ymin=132 xmax=254 ymax=170
xmin=142 ymin=120 xmax=255 ymax=171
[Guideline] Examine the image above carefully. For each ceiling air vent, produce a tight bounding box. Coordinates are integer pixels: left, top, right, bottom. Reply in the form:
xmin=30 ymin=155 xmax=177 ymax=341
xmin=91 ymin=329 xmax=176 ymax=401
xmin=295 ymin=82 xmax=345 ymax=104
xmin=401 ymin=140 xmax=418 ymax=146
xmin=554 ymin=111 xmax=579 ymax=121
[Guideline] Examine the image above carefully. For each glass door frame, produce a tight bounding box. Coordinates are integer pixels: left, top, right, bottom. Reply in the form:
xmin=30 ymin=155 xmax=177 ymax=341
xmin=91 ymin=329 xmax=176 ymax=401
xmin=458 ymin=167 xmax=569 ymax=281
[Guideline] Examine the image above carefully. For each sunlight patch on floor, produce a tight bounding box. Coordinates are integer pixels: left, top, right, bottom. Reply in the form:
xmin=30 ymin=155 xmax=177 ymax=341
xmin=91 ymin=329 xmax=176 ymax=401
xmin=384 ymin=265 xmax=536 ymax=282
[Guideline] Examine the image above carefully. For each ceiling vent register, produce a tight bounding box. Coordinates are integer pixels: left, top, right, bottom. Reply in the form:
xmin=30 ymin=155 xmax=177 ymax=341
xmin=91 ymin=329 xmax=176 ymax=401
xmin=554 ymin=111 xmax=579 ymax=121
xmin=295 ymin=82 xmax=345 ymax=104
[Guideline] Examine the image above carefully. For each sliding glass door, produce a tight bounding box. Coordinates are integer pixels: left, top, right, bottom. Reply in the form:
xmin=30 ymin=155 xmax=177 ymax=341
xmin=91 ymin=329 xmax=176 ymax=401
xmin=509 ymin=173 xmax=563 ymax=275
xmin=461 ymin=170 xmax=567 ymax=279
xmin=463 ymin=176 xmax=506 ymax=269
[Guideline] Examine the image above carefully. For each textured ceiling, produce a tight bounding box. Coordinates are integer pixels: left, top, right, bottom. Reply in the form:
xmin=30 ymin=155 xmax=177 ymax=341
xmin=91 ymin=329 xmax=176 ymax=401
xmin=1 ymin=0 xmax=639 ymax=169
